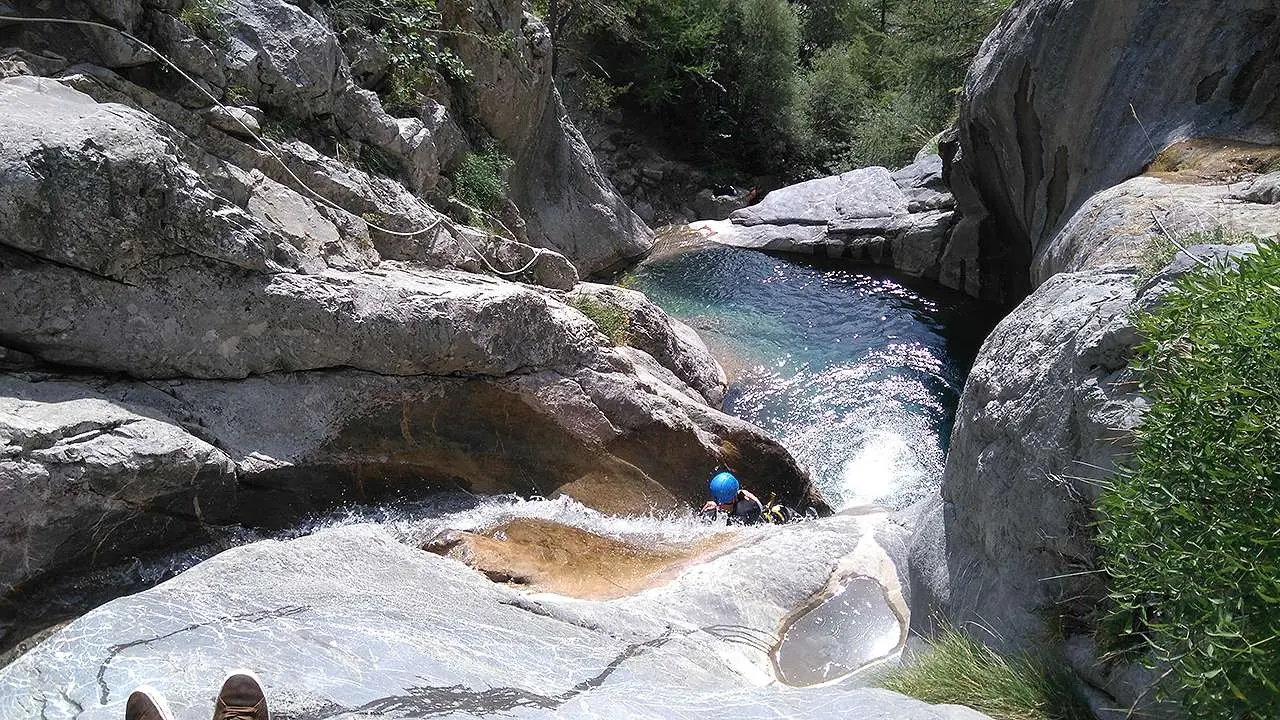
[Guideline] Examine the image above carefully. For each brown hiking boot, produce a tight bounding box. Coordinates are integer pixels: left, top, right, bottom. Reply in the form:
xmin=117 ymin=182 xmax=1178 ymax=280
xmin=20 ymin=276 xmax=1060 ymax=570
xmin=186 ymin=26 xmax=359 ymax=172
xmin=125 ymin=686 xmax=174 ymax=720
xmin=212 ymin=670 xmax=269 ymax=720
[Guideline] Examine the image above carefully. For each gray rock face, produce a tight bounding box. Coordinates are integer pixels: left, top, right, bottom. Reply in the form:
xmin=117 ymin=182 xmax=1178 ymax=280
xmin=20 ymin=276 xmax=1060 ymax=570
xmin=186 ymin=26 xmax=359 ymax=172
xmin=0 ymin=517 xmax=992 ymax=720
xmin=1 ymin=255 xmax=597 ymax=379
xmin=219 ymin=0 xmax=346 ymax=117
xmin=918 ymin=269 xmax=1145 ymax=648
xmin=0 ymin=77 xmax=298 ymax=282
xmin=1234 ymin=171 xmax=1280 ymax=205
xmin=731 ymin=167 xmax=909 ymax=226
xmin=568 ymin=283 xmax=728 ymax=406
xmin=440 ymin=0 xmax=654 ymax=276
xmin=1035 ymin=175 xmax=1280 ymax=283
xmin=0 ymin=71 xmax=818 ymax=624
xmin=948 ymin=0 xmax=1280 ymax=304
xmin=695 ymin=157 xmax=959 ymax=286
xmin=0 ymin=374 xmax=235 ymax=598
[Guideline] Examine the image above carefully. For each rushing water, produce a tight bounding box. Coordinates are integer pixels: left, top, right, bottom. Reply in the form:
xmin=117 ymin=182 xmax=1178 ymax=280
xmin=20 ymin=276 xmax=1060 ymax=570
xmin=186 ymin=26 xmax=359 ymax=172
xmin=0 ymin=495 xmax=730 ymax=659
xmin=619 ymin=245 xmax=997 ymax=510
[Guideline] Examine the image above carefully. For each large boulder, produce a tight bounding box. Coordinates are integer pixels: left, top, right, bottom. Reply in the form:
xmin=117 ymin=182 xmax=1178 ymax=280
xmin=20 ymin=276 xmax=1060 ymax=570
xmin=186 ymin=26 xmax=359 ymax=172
xmin=440 ymin=0 xmax=654 ymax=276
xmin=693 ymin=159 xmax=961 ymax=287
xmin=947 ymin=0 xmax=1280 ymax=304
xmin=0 ymin=517 xmax=991 ymax=720
xmin=917 ymin=268 xmax=1145 ymax=647
xmin=0 ymin=374 xmax=236 ymax=601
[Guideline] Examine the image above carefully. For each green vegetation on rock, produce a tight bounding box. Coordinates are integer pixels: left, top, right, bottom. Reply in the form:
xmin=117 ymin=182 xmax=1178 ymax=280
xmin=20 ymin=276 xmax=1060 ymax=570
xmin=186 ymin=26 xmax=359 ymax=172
xmin=451 ymin=144 xmax=514 ymax=220
xmin=326 ymin=0 xmax=471 ymax=113
xmin=179 ymin=0 xmax=228 ymax=43
xmin=1096 ymin=235 xmax=1280 ymax=717
xmin=877 ymin=626 xmax=1093 ymax=720
xmin=568 ymin=296 xmax=632 ymax=345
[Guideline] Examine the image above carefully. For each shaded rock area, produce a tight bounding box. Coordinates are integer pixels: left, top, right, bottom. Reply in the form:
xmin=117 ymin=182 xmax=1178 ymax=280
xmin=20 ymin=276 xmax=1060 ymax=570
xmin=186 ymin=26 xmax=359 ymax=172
xmin=947 ymin=0 xmax=1280 ymax=305
xmin=1236 ymin=171 xmax=1280 ymax=204
xmin=0 ymin=515 xmax=993 ymax=720
xmin=0 ymin=376 xmax=236 ymax=601
xmin=690 ymin=158 xmax=963 ymax=288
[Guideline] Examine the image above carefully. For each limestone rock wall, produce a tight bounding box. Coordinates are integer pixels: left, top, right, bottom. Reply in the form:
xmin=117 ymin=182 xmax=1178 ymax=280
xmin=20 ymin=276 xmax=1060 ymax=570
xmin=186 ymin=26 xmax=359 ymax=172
xmin=0 ymin=1 xmax=816 ymax=645
xmin=910 ymin=3 xmax=1280 ymax=712
xmin=439 ymin=0 xmax=654 ymax=276
xmin=948 ymin=0 xmax=1280 ymax=305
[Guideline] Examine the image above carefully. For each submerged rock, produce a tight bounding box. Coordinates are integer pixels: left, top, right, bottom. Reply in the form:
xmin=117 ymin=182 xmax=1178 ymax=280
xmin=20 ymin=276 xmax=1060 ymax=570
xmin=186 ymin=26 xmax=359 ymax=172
xmin=0 ymin=516 xmax=991 ymax=719
xmin=421 ymin=517 xmax=736 ymax=600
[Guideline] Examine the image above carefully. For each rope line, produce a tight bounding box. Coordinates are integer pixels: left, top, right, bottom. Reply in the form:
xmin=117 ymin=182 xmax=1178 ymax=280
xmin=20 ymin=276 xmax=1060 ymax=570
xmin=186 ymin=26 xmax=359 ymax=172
xmin=0 ymin=14 xmax=543 ymax=277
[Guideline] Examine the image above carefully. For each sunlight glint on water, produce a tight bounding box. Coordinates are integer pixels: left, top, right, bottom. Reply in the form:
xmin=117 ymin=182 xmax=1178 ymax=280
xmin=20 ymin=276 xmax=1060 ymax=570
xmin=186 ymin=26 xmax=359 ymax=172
xmin=619 ymin=246 xmax=995 ymax=510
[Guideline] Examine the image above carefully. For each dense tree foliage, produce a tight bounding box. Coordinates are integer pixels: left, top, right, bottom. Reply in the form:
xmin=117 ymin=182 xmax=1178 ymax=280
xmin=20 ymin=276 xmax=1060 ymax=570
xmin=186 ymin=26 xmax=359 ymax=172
xmin=552 ymin=0 xmax=1011 ymax=177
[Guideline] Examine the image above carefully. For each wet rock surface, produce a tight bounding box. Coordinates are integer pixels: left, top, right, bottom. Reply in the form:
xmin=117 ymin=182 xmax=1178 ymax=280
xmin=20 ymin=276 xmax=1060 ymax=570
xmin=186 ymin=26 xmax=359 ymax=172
xmin=422 ymin=517 xmax=736 ymax=600
xmin=0 ymin=516 xmax=993 ymax=720
xmin=0 ymin=375 xmax=236 ymax=600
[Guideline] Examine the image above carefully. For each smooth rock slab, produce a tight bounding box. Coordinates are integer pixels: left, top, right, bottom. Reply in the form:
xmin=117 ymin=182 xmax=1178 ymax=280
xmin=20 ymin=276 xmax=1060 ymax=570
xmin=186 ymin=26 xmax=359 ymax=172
xmin=731 ymin=167 xmax=908 ymax=227
xmin=0 ymin=257 xmax=597 ymax=379
xmin=0 ymin=519 xmax=992 ymax=719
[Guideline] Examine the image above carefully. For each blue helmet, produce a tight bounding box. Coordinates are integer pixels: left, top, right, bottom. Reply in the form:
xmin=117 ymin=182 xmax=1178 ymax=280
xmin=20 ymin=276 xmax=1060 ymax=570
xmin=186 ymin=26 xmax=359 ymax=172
xmin=709 ymin=471 xmax=739 ymax=504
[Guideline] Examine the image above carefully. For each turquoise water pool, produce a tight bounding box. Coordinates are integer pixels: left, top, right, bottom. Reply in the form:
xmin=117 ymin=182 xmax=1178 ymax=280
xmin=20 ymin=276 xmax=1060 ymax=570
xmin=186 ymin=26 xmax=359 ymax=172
xmin=620 ymin=246 xmax=997 ymax=510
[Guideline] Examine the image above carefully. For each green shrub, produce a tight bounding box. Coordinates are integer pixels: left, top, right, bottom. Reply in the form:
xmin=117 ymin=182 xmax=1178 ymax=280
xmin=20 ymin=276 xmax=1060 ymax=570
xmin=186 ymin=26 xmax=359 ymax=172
xmin=451 ymin=145 xmax=513 ymax=219
xmin=1095 ymin=235 xmax=1280 ymax=717
xmin=326 ymin=0 xmax=472 ymax=114
xmin=568 ymin=296 xmax=632 ymax=345
xmin=179 ymin=0 xmax=228 ymax=43
xmin=877 ymin=626 xmax=1094 ymax=720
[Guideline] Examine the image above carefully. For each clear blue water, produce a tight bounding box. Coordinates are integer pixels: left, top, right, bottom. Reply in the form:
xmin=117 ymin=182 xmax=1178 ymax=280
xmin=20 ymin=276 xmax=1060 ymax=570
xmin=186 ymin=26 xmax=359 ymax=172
xmin=619 ymin=246 xmax=998 ymax=510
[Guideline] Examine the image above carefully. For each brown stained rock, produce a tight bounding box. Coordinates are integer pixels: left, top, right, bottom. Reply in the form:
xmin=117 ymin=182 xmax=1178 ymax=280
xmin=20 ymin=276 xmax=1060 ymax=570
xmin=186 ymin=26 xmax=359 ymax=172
xmin=1145 ymin=138 xmax=1280 ymax=185
xmin=421 ymin=517 xmax=737 ymax=600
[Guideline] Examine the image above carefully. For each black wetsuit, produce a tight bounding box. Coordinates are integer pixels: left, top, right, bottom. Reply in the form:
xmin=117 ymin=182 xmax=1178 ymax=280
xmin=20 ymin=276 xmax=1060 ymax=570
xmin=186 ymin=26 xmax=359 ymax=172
xmin=726 ymin=491 xmax=763 ymax=525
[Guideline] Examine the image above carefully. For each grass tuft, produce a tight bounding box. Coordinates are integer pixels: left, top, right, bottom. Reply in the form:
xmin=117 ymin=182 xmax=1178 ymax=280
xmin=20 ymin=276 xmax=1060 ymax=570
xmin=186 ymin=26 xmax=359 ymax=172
xmin=1096 ymin=235 xmax=1280 ymax=717
xmin=179 ymin=0 xmax=228 ymax=44
xmin=568 ymin=296 xmax=632 ymax=346
xmin=451 ymin=144 xmax=513 ymax=220
xmin=877 ymin=627 xmax=1094 ymax=720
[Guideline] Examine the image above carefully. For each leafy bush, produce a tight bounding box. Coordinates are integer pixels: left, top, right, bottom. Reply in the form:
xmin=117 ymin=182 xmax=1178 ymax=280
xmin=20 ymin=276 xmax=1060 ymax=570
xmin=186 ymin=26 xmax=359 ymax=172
xmin=1095 ymin=235 xmax=1280 ymax=717
xmin=567 ymin=296 xmax=632 ymax=345
xmin=451 ymin=145 xmax=513 ymax=218
xmin=877 ymin=626 xmax=1093 ymax=720
xmin=326 ymin=0 xmax=471 ymax=114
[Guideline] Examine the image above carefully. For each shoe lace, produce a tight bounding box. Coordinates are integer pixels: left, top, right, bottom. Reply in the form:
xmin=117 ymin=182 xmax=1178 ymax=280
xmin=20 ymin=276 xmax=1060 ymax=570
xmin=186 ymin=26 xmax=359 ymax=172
xmin=217 ymin=705 xmax=261 ymax=720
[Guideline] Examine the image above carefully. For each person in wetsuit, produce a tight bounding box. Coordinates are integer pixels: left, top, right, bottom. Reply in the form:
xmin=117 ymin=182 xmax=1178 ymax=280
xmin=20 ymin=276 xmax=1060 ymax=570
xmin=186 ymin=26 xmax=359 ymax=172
xmin=700 ymin=471 xmax=764 ymax=525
